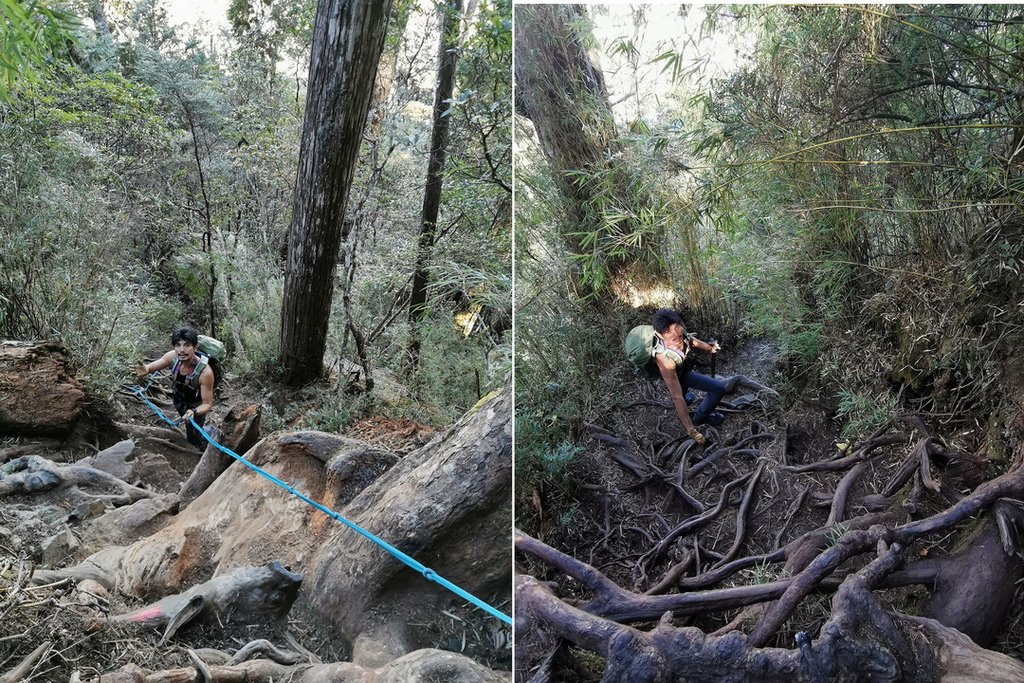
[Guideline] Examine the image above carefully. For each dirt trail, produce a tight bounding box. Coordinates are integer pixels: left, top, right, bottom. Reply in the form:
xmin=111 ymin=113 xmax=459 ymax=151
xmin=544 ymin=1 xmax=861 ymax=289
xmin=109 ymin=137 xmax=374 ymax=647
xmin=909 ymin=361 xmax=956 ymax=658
xmin=517 ymin=337 xmax=1024 ymax=680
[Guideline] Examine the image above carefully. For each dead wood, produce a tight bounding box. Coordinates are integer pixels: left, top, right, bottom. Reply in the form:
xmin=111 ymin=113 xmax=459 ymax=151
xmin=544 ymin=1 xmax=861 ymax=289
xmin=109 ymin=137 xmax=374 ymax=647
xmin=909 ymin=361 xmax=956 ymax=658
xmin=95 ymin=649 xmax=509 ymax=682
xmin=109 ymin=561 xmax=302 ymax=645
xmin=0 ymin=455 xmax=157 ymax=504
xmin=0 ymin=341 xmax=85 ymax=435
xmin=782 ymin=433 xmax=910 ymax=473
xmin=0 ymin=640 xmax=52 ymax=683
xmin=175 ymin=403 xmax=260 ymax=505
xmin=177 ymin=425 xmax=228 ymax=505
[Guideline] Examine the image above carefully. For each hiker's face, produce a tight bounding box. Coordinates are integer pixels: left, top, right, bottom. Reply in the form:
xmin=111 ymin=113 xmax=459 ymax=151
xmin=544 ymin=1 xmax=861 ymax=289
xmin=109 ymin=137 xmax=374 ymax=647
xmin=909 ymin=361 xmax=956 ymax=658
xmin=173 ymin=340 xmax=197 ymax=362
xmin=662 ymin=324 xmax=685 ymax=350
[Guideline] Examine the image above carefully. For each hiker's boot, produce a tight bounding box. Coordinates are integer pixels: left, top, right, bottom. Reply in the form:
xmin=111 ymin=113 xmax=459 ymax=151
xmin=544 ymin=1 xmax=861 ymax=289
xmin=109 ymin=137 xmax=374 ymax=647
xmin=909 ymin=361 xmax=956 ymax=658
xmin=694 ymin=411 xmax=725 ymax=427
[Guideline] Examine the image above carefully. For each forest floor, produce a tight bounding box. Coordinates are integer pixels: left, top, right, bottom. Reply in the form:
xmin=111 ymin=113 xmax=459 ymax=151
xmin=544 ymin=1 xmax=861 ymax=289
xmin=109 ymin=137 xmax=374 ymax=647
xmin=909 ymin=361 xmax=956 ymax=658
xmin=518 ymin=338 xmax=1024 ymax=680
xmin=0 ymin=367 xmax=511 ymax=679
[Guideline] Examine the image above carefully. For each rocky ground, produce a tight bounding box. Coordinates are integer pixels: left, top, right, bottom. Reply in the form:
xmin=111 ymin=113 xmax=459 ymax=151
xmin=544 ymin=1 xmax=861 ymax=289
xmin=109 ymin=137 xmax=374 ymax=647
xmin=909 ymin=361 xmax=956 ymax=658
xmin=0 ymin=342 xmax=512 ymax=681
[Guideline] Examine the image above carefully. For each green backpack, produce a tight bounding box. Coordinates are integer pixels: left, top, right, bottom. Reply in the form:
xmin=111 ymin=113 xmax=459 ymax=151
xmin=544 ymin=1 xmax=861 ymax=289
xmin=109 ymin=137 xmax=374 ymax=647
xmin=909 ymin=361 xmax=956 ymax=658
xmin=197 ymin=335 xmax=227 ymax=362
xmin=625 ymin=325 xmax=657 ymax=368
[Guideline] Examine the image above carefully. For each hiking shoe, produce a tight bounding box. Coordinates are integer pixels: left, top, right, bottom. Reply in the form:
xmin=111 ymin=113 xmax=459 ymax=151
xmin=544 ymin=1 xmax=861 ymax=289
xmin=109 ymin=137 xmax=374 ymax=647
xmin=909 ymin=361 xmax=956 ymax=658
xmin=694 ymin=411 xmax=725 ymax=427
xmin=685 ymin=391 xmax=697 ymax=405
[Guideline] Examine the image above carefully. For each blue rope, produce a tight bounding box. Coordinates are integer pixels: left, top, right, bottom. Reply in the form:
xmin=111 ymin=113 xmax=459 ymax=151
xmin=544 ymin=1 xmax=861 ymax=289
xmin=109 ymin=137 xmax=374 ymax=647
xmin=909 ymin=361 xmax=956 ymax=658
xmin=129 ymin=381 xmax=512 ymax=626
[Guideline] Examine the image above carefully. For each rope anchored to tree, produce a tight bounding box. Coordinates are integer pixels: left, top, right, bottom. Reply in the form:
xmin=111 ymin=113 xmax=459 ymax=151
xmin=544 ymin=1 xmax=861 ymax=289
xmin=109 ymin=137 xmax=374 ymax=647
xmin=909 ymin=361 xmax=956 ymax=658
xmin=129 ymin=381 xmax=512 ymax=626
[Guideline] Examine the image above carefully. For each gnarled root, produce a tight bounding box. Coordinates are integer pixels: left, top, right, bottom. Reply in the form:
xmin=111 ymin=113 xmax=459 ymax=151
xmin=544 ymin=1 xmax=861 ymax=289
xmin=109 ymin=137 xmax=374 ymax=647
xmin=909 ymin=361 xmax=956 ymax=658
xmin=1 ymin=455 xmax=156 ymax=505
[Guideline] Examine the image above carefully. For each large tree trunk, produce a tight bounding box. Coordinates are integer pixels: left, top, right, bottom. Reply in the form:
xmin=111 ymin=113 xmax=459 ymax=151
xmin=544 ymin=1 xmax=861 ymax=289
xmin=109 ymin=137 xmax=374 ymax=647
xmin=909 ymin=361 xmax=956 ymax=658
xmin=279 ymin=0 xmax=393 ymax=386
xmin=407 ymin=0 xmax=464 ymax=369
xmin=514 ymin=4 xmax=612 ymax=214
xmin=368 ymin=2 xmax=412 ymax=139
xmin=90 ymin=0 xmax=110 ymax=35
xmin=514 ymin=4 xmax=667 ymax=297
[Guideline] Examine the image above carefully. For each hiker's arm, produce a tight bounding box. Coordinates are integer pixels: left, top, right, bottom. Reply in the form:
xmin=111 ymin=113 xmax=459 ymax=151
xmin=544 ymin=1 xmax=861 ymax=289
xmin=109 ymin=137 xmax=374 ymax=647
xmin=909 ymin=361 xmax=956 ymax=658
xmin=691 ymin=337 xmax=721 ymax=353
xmin=194 ymin=369 xmax=214 ymax=417
xmin=137 ymin=351 xmax=174 ymax=377
xmin=657 ymin=354 xmax=699 ymax=437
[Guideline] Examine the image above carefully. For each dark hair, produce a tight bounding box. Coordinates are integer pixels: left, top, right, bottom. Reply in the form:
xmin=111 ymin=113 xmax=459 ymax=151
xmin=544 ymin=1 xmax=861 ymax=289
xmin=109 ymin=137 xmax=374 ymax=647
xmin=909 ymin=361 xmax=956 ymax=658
xmin=651 ymin=309 xmax=685 ymax=334
xmin=171 ymin=326 xmax=199 ymax=346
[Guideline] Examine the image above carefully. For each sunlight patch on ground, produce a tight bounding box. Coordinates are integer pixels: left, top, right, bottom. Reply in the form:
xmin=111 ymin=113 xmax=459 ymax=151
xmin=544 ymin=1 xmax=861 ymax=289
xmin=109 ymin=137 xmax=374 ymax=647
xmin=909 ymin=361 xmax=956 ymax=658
xmin=615 ymin=282 xmax=677 ymax=309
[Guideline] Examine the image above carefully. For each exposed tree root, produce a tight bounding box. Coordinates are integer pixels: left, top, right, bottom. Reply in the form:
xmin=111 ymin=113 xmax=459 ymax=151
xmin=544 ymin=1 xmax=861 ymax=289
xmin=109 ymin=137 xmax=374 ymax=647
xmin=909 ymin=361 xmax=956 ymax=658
xmin=229 ymin=639 xmax=304 ymax=665
xmin=519 ymin=404 xmax=1024 ymax=680
xmin=0 ymin=455 xmax=157 ymax=505
xmin=516 ymin=541 xmax=1024 ymax=682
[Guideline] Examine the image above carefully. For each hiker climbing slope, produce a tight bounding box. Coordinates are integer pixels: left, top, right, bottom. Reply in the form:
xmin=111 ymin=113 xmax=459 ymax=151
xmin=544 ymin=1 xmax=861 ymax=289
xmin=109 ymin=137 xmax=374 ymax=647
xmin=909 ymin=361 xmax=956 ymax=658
xmin=625 ymin=308 xmax=726 ymax=445
xmin=136 ymin=326 xmax=217 ymax=449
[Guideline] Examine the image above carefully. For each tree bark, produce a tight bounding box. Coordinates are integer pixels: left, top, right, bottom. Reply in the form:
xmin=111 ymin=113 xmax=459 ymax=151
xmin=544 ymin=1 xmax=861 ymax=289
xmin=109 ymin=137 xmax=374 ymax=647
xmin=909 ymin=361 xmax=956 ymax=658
xmin=513 ymin=4 xmax=612 ymax=218
xmin=312 ymin=387 xmax=511 ymax=638
xmin=279 ymin=0 xmax=393 ymax=386
xmin=90 ymin=0 xmax=110 ymax=35
xmin=0 ymin=341 xmax=85 ymax=435
xmin=407 ymin=0 xmax=464 ymax=369
xmin=368 ymin=2 xmax=412 ymax=139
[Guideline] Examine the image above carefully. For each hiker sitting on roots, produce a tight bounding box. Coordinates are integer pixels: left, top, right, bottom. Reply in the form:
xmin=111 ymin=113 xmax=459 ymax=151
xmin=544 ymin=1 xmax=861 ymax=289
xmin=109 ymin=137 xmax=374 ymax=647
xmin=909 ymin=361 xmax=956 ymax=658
xmin=136 ymin=326 xmax=215 ymax=450
xmin=626 ymin=309 xmax=726 ymax=445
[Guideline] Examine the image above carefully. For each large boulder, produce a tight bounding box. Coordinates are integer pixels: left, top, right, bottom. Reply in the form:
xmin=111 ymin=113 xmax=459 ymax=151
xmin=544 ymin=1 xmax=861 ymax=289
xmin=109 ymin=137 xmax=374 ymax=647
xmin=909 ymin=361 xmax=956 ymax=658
xmin=0 ymin=341 xmax=85 ymax=436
